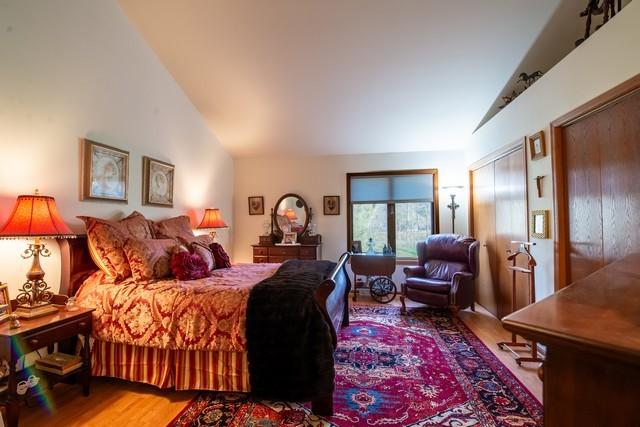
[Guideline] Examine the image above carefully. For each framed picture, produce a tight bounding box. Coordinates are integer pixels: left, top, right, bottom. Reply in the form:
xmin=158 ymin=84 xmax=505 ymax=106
xmin=528 ymin=131 xmax=546 ymax=160
xmin=81 ymin=139 xmax=129 ymax=202
xmin=531 ymin=210 xmax=549 ymax=239
xmin=323 ymin=195 xmax=340 ymax=215
xmin=282 ymin=231 xmax=297 ymax=245
xmin=142 ymin=156 xmax=174 ymax=207
xmin=248 ymin=196 xmax=264 ymax=215
xmin=351 ymin=240 xmax=362 ymax=253
xmin=0 ymin=283 xmax=12 ymax=324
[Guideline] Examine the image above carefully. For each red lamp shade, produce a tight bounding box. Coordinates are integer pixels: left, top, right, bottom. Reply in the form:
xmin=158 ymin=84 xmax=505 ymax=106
xmin=284 ymin=208 xmax=298 ymax=222
xmin=197 ymin=208 xmax=228 ymax=229
xmin=0 ymin=194 xmax=74 ymax=239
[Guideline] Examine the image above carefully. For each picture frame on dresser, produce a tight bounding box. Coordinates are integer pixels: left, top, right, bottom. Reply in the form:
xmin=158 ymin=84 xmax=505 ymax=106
xmin=81 ymin=138 xmax=129 ymax=202
xmin=142 ymin=156 xmax=175 ymax=207
xmin=0 ymin=284 xmax=11 ymax=323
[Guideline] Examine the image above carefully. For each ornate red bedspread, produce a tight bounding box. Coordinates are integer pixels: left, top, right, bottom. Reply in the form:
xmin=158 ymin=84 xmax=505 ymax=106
xmin=75 ymin=263 xmax=279 ymax=352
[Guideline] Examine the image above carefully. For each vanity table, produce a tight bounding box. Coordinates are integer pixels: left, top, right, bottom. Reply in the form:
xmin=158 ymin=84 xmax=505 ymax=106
xmin=252 ymin=193 xmax=322 ymax=263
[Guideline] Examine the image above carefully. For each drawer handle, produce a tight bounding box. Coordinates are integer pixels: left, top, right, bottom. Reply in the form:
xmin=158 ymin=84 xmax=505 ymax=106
xmin=29 ymin=338 xmax=39 ymax=346
xmin=79 ymin=322 xmax=87 ymax=328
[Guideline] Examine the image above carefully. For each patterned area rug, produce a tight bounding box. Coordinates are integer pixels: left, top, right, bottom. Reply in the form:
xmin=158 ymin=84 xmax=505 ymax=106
xmin=168 ymin=306 xmax=543 ymax=426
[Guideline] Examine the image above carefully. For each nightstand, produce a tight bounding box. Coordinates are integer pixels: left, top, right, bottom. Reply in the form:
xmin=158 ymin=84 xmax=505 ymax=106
xmin=0 ymin=307 xmax=94 ymax=427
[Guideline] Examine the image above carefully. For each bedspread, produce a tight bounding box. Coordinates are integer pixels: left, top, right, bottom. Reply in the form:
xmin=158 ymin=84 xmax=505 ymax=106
xmin=75 ymin=263 xmax=279 ymax=352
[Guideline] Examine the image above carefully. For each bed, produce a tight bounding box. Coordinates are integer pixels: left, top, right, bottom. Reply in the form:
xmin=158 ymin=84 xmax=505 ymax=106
xmin=58 ymin=236 xmax=351 ymax=415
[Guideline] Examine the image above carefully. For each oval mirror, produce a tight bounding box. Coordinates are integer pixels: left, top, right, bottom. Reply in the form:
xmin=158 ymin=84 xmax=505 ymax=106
xmin=273 ymin=193 xmax=309 ymax=236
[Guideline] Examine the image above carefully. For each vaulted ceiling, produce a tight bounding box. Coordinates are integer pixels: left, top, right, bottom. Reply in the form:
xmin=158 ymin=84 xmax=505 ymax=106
xmin=119 ymin=0 xmax=564 ymax=157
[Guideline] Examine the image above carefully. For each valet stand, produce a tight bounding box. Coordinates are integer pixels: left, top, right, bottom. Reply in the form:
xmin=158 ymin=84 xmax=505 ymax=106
xmin=497 ymin=241 xmax=544 ymax=366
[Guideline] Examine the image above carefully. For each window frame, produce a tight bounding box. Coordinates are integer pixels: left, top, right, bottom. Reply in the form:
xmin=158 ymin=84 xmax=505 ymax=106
xmin=346 ymin=169 xmax=439 ymax=260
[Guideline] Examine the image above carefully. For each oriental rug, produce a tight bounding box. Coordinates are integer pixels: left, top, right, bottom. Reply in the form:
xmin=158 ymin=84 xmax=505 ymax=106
xmin=168 ymin=305 xmax=543 ymax=426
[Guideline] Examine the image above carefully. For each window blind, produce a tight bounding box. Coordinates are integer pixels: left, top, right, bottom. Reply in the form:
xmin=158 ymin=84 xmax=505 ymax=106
xmin=350 ymin=174 xmax=434 ymax=203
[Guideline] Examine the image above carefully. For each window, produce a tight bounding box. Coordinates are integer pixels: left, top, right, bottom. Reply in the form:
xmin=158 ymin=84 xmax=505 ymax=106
xmin=347 ymin=170 xmax=439 ymax=259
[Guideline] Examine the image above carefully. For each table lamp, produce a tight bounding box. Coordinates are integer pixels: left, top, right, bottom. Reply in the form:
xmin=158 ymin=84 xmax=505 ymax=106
xmin=196 ymin=208 xmax=228 ymax=239
xmin=0 ymin=190 xmax=75 ymax=318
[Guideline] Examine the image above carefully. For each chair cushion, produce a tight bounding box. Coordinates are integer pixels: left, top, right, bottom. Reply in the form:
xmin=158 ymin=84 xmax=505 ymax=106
xmin=405 ymin=277 xmax=451 ymax=294
xmin=424 ymin=260 xmax=469 ymax=281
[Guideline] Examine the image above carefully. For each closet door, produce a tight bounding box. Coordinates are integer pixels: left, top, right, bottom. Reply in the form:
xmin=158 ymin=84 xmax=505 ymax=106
xmin=563 ymin=88 xmax=640 ymax=284
xmin=471 ymin=163 xmax=498 ymax=317
xmin=494 ymin=148 xmax=528 ymax=318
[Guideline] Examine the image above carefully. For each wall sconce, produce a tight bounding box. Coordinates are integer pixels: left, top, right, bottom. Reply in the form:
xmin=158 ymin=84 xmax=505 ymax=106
xmin=442 ymin=186 xmax=464 ymax=234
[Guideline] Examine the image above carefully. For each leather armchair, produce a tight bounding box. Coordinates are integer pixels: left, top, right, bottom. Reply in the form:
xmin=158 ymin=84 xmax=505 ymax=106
xmin=401 ymin=234 xmax=479 ymax=314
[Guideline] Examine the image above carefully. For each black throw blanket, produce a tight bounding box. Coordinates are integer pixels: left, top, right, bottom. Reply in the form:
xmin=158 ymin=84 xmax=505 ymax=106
xmin=246 ymin=259 xmax=338 ymax=401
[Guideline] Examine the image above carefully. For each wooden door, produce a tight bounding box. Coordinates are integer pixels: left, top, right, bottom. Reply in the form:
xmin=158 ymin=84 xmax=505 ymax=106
xmin=494 ymin=148 xmax=528 ymax=318
xmin=471 ymin=163 xmax=499 ymax=317
xmin=563 ymin=88 xmax=640 ymax=283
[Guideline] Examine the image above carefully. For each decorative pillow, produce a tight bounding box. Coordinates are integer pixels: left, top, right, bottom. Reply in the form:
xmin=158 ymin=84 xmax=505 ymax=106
xmin=210 ymin=243 xmax=231 ymax=269
xmin=151 ymin=216 xmax=195 ymax=240
xmin=123 ymin=238 xmax=176 ymax=281
xmin=179 ymin=235 xmax=216 ymax=271
xmin=78 ymin=211 xmax=154 ymax=281
xmin=171 ymin=249 xmax=210 ymax=281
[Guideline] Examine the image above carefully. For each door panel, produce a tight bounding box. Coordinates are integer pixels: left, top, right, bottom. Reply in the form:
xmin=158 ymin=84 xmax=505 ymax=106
xmin=471 ymin=163 xmax=498 ymax=317
xmin=494 ymin=149 xmax=528 ymax=319
xmin=599 ymin=91 xmax=640 ymax=265
xmin=564 ymin=115 xmax=604 ymax=284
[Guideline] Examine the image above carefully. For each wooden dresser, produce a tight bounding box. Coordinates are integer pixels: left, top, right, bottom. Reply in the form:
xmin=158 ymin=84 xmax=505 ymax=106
xmin=252 ymin=243 xmax=321 ymax=263
xmin=502 ymin=254 xmax=640 ymax=427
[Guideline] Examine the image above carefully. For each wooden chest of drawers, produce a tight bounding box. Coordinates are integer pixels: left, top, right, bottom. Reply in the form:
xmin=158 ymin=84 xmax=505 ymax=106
xmin=252 ymin=243 xmax=321 ymax=263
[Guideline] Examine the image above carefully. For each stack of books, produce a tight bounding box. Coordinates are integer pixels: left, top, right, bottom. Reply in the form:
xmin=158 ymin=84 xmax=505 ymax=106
xmin=35 ymin=353 xmax=82 ymax=375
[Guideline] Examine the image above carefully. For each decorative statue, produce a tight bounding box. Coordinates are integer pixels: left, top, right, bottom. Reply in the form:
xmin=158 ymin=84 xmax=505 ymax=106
xmin=576 ymin=0 xmax=623 ymax=46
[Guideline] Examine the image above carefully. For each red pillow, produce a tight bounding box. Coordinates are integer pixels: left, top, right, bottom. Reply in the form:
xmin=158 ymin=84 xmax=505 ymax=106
xmin=210 ymin=243 xmax=231 ymax=269
xmin=171 ymin=250 xmax=210 ymax=280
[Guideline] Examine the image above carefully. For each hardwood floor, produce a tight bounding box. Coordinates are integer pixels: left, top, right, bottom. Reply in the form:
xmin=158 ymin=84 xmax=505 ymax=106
xmin=21 ymin=298 xmax=541 ymax=426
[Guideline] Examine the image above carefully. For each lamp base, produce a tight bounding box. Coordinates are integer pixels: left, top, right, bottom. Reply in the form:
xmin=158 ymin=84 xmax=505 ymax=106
xmin=14 ymin=303 xmax=58 ymax=319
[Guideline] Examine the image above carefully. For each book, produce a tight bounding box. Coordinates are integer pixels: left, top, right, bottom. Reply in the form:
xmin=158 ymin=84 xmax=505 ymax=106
xmin=35 ymin=362 xmax=83 ymax=376
xmin=35 ymin=353 xmax=82 ymax=371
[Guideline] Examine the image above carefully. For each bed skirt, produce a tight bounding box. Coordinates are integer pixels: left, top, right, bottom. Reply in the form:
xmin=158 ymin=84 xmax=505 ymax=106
xmin=91 ymin=340 xmax=250 ymax=392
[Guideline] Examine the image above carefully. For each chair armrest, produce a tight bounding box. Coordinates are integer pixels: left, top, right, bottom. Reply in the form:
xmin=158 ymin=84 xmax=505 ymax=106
xmin=450 ymin=271 xmax=474 ymax=296
xmin=403 ymin=266 xmax=426 ymax=278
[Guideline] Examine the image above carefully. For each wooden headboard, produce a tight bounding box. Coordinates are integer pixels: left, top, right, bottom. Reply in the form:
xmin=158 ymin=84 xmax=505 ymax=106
xmin=58 ymin=235 xmax=98 ymax=296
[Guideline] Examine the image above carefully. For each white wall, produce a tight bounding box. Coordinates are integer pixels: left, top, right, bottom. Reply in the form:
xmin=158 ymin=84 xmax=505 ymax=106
xmin=233 ymin=150 xmax=468 ymax=263
xmin=468 ymin=1 xmax=640 ymax=300
xmin=0 ymin=1 xmax=234 ymax=297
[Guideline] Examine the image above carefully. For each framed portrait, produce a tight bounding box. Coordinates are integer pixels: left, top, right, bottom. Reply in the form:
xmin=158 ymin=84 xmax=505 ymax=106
xmin=143 ymin=156 xmax=175 ymax=207
xmin=351 ymin=240 xmax=362 ymax=253
xmin=248 ymin=196 xmax=264 ymax=215
xmin=323 ymin=195 xmax=340 ymax=215
xmin=81 ymin=139 xmax=129 ymax=202
xmin=531 ymin=210 xmax=549 ymax=239
xmin=0 ymin=284 xmax=12 ymax=324
xmin=282 ymin=231 xmax=297 ymax=245
xmin=528 ymin=131 xmax=546 ymax=161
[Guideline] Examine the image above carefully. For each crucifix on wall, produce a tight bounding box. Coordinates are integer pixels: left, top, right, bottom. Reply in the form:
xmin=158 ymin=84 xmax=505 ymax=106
xmin=534 ymin=175 xmax=545 ymax=198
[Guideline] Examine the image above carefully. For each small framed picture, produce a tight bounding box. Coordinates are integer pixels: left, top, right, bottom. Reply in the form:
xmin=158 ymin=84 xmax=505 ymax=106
xmin=81 ymin=139 xmax=129 ymax=202
xmin=351 ymin=240 xmax=362 ymax=253
xmin=248 ymin=196 xmax=264 ymax=215
xmin=143 ymin=156 xmax=175 ymax=207
xmin=282 ymin=231 xmax=297 ymax=245
xmin=323 ymin=195 xmax=340 ymax=215
xmin=531 ymin=210 xmax=549 ymax=239
xmin=0 ymin=283 xmax=12 ymax=323
xmin=528 ymin=131 xmax=546 ymax=161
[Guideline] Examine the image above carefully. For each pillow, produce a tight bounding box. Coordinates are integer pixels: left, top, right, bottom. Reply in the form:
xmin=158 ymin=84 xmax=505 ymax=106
xmin=152 ymin=216 xmax=195 ymax=240
xmin=171 ymin=249 xmax=210 ymax=281
xmin=123 ymin=238 xmax=177 ymax=281
xmin=179 ymin=235 xmax=215 ymax=271
xmin=210 ymin=242 xmax=231 ymax=269
xmin=78 ymin=211 xmax=154 ymax=281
